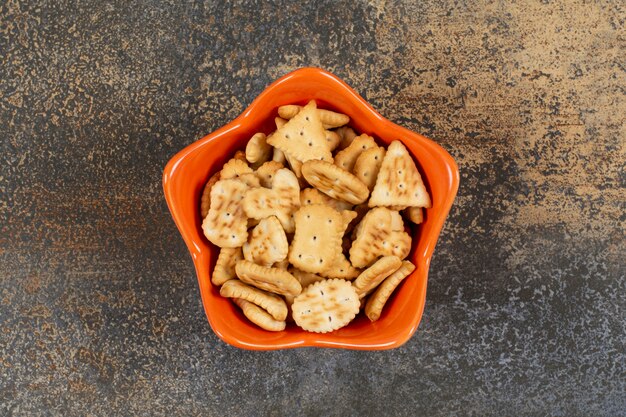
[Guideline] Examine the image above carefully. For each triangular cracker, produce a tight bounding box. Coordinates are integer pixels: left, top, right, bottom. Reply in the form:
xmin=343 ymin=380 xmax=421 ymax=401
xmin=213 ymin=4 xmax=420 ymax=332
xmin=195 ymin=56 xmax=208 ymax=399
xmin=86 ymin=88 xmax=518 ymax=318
xmin=267 ymin=100 xmax=332 ymax=163
xmin=242 ymin=216 xmax=288 ymax=267
xmin=369 ymin=140 xmax=431 ymax=208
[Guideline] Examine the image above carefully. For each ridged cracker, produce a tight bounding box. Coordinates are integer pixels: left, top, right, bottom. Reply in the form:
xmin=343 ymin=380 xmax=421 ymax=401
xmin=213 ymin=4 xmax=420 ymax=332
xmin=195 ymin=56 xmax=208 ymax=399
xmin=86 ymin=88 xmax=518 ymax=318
xmin=202 ymin=179 xmax=249 ymax=248
xmin=334 ymin=134 xmax=378 ymax=173
xmin=233 ymin=298 xmax=286 ymax=331
xmin=301 ymin=160 xmax=369 ymax=205
xmin=255 ymin=160 xmax=284 ymax=188
xmin=352 ymin=256 xmax=402 ymax=297
xmin=288 ymin=204 xmax=343 ymax=274
xmin=335 ymin=126 xmax=357 ymax=151
xmin=235 ymin=260 xmax=302 ymax=297
xmin=221 ymin=158 xmax=253 ymax=179
xmin=365 ymin=261 xmax=415 ymax=321
xmin=242 ymin=216 xmax=288 ymax=267
xmin=349 ymin=207 xmax=412 ymax=268
xmin=245 ymin=132 xmax=272 ymax=165
xmin=200 ymin=171 xmax=220 ymax=219
xmin=267 ymin=101 xmax=332 ymax=163
xmin=369 ymin=140 xmax=432 ymax=208
xmin=220 ymin=279 xmax=288 ymax=321
xmin=292 ymin=279 xmax=360 ymax=333
xmin=278 ymin=104 xmax=350 ymax=129
xmin=300 ymin=187 xmax=353 ymax=212
xmin=404 ymin=206 xmax=423 ymax=224
xmin=243 ymin=168 xmax=300 ymax=233
xmin=354 ymin=146 xmax=386 ymax=191
xmin=212 ymin=246 xmax=243 ymax=286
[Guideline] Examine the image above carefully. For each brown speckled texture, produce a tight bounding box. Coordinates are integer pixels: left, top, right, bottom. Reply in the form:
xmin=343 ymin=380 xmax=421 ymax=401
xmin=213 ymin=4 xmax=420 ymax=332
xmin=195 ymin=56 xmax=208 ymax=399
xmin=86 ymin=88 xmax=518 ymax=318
xmin=1 ymin=1 xmax=624 ymax=416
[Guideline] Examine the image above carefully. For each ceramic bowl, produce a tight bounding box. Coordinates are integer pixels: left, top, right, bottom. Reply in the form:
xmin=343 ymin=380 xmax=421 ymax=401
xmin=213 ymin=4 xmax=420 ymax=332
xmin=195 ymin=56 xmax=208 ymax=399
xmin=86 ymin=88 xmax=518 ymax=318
xmin=163 ymin=67 xmax=459 ymax=350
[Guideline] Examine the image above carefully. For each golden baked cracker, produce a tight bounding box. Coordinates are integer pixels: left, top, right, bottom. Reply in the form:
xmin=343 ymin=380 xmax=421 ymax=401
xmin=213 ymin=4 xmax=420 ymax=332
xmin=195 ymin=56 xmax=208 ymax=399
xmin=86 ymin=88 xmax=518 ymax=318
xmin=235 ymin=260 xmax=302 ymax=297
xmin=255 ymin=160 xmax=284 ymax=188
xmin=233 ymin=150 xmax=247 ymax=162
xmin=300 ymin=188 xmax=353 ymax=212
xmin=245 ymin=132 xmax=272 ymax=165
xmin=267 ymin=101 xmax=332 ymax=163
xmin=365 ymin=260 xmax=415 ymax=321
xmin=221 ymin=158 xmax=253 ymax=179
xmin=292 ymin=279 xmax=360 ymax=333
xmin=289 ymin=267 xmax=326 ymax=288
xmin=369 ymin=140 xmax=432 ymax=208
xmin=243 ymin=168 xmax=300 ymax=233
xmin=220 ymin=279 xmax=287 ymax=321
xmin=354 ymin=146 xmax=386 ymax=191
xmin=242 ymin=216 xmax=288 ymax=267
xmin=349 ymin=207 xmax=412 ymax=268
xmin=404 ymin=206 xmax=423 ymax=224
xmin=202 ymin=179 xmax=249 ymax=248
xmin=285 ymin=151 xmax=303 ymax=178
xmin=272 ymin=148 xmax=286 ymax=164
xmin=335 ymin=126 xmax=357 ymax=151
xmin=200 ymin=171 xmax=220 ymax=219
xmin=301 ymin=160 xmax=369 ymax=205
xmin=352 ymin=256 xmax=402 ymax=297
xmin=325 ymin=130 xmax=341 ymax=151
xmin=233 ymin=298 xmax=286 ymax=331
xmin=235 ymin=173 xmax=261 ymax=188
xmin=319 ymin=210 xmax=360 ymax=280
xmin=278 ymin=104 xmax=350 ymax=129
xmin=334 ymin=134 xmax=377 ymax=173
xmin=273 ymin=259 xmax=290 ymax=270
xmin=288 ymin=204 xmax=343 ymax=274
xmin=212 ymin=247 xmax=243 ymax=286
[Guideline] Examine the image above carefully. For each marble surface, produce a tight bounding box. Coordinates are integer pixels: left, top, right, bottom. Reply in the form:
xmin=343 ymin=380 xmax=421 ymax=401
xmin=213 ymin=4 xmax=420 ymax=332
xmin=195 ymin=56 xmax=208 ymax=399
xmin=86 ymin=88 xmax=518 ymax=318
xmin=1 ymin=1 xmax=624 ymax=415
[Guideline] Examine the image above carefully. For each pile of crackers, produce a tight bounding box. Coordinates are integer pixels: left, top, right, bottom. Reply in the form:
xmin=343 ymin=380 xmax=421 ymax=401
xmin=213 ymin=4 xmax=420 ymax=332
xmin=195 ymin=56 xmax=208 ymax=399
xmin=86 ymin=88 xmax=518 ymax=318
xmin=200 ymin=101 xmax=431 ymax=333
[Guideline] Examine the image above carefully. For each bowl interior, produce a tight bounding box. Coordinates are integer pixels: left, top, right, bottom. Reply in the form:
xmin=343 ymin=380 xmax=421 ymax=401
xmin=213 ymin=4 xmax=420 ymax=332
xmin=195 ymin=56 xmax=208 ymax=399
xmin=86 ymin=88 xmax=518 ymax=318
xmin=163 ymin=68 xmax=459 ymax=350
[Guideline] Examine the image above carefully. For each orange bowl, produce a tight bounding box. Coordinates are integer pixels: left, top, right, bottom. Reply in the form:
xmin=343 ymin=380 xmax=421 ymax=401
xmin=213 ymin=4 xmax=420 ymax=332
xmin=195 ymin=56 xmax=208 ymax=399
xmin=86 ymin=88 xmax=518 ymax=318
xmin=163 ymin=68 xmax=459 ymax=350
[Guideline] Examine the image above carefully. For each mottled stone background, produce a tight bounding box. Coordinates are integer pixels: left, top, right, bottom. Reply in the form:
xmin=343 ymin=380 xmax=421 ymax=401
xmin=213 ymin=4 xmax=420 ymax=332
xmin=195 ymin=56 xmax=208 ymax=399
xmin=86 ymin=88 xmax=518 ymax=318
xmin=1 ymin=0 xmax=624 ymax=416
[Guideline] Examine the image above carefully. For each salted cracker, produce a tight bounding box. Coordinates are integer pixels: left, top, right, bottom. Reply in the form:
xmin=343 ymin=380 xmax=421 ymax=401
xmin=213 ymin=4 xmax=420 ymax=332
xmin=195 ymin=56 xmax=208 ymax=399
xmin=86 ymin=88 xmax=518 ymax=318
xmin=289 ymin=267 xmax=326 ymax=288
xmin=220 ymin=157 xmax=253 ymax=179
xmin=233 ymin=298 xmax=286 ymax=331
xmin=319 ymin=210 xmax=360 ymax=280
xmin=255 ymin=160 xmax=284 ymax=188
xmin=354 ymin=146 xmax=386 ymax=191
xmin=301 ymin=160 xmax=369 ymax=205
xmin=352 ymin=256 xmax=402 ymax=297
xmin=404 ymin=206 xmax=424 ymax=224
xmin=242 ymin=216 xmax=288 ymax=267
xmin=325 ymin=130 xmax=341 ymax=151
xmin=369 ymin=140 xmax=432 ymax=208
xmin=365 ymin=261 xmax=415 ymax=321
xmin=200 ymin=171 xmax=220 ymax=219
xmin=349 ymin=207 xmax=412 ymax=268
xmin=202 ymin=179 xmax=249 ymax=248
xmin=291 ymin=279 xmax=360 ymax=333
xmin=300 ymin=187 xmax=353 ymax=212
xmin=245 ymin=132 xmax=272 ymax=165
xmin=243 ymin=168 xmax=300 ymax=233
xmin=267 ymin=101 xmax=332 ymax=163
xmin=235 ymin=260 xmax=302 ymax=297
xmin=212 ymin=246 xmax=243 ymax=286
xmin=278 ymin=104 xmax=350 ymax=129
xmin=288 ymin=204 xmax=343 ymax=274
xmin=334 ymin=134 xmax=377 ymax=173
xmin=335 ymin=126 xmax=357 ymax=151
xmin=220 ymin=279 xmax=288 ymax=321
